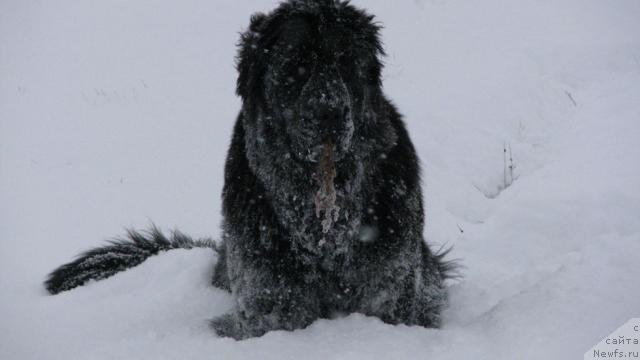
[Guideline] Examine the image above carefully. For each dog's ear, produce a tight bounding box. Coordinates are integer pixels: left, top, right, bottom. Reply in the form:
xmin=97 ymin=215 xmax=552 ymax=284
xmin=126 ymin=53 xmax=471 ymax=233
xmin=236 ymin=12 xmax=268 ymax=100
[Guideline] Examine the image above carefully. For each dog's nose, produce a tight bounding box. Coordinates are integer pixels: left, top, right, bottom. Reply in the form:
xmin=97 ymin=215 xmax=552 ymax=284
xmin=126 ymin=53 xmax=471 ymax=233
xmin=317 ymin=105 xmax=349 ymax=139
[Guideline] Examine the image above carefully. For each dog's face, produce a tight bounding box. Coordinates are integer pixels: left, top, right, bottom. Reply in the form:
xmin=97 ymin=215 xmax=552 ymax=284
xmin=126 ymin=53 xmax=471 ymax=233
xmin=237 ymin=0 xmax=385 ymax=163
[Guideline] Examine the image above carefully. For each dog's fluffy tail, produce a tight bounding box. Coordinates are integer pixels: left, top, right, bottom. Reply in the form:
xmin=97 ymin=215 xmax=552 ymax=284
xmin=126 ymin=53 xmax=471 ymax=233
xmin=432 ymin=245 xmax=462 ymax=282
xmin=45 ymin=227 xmax=216 ymax=295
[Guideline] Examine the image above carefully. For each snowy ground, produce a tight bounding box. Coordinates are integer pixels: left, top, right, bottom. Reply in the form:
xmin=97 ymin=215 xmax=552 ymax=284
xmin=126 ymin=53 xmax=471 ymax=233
xmin=1 ymin=0 xmax=639 ymax=359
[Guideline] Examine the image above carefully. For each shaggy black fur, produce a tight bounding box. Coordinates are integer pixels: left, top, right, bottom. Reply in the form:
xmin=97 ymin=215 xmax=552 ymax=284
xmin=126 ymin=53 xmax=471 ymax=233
xmin=44 ymin=0 xmax=453 ymax=340
xmin=45 ymin=228 xmax=215 ymax=294
xmin=210 ymin=0 xmax=452 ymax=339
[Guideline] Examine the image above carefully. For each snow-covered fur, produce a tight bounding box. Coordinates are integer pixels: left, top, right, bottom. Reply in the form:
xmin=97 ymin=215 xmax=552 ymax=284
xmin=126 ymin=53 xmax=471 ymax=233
xmin=210 ymin=0 xmax=451 ymax=339
xmin=45 ymin=228 xmax=215 ymax=295
xmin=44 ymin=0 xmax=452 ymax=340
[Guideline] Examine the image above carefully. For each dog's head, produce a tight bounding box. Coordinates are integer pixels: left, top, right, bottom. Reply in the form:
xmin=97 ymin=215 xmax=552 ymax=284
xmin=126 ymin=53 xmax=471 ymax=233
xmin=236 ymin=0 xmax=385 ymax=163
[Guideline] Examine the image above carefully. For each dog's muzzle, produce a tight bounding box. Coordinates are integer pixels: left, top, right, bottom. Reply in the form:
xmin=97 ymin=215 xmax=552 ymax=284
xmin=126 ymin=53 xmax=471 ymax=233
xmin=295 ymin=70 xmax=354 ymax=162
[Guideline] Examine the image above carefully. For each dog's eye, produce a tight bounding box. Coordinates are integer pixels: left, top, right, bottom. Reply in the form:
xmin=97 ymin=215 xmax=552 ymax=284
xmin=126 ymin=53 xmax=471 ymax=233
xmin=281 ymin=58 xmax=311 ymax=84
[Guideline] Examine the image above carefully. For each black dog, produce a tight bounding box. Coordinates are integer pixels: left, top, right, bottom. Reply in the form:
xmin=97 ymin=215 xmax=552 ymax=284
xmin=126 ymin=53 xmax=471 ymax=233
xmin=45 ymin=0 xmax=452 ymax=340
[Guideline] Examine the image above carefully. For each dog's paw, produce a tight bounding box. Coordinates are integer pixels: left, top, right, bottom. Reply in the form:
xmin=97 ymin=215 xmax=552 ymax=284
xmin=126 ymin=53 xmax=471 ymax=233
xmin=210 ymin=313 xmax=244 ymax=340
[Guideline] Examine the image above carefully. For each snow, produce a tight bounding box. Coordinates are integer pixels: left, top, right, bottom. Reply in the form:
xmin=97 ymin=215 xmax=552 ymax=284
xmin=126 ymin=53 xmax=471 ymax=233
xmin=1 ymin=0 xmax=639 ymax=359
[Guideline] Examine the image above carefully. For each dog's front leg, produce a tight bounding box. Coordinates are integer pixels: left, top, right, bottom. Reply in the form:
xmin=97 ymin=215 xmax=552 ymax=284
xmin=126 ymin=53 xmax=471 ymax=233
xmin=211 ymin=259 xmax=319 ymax=340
